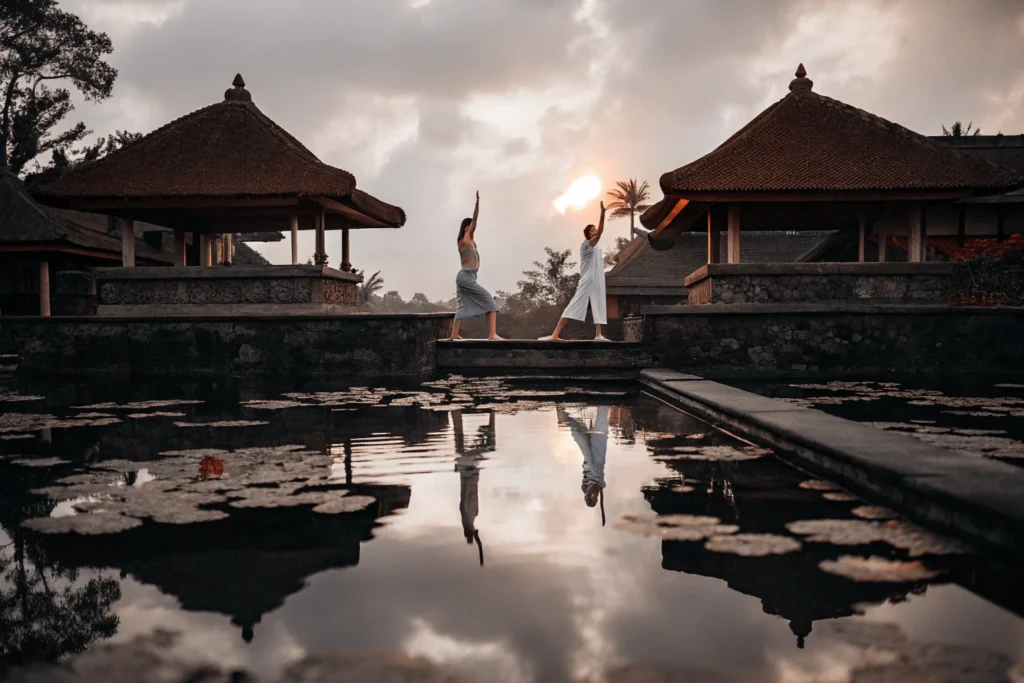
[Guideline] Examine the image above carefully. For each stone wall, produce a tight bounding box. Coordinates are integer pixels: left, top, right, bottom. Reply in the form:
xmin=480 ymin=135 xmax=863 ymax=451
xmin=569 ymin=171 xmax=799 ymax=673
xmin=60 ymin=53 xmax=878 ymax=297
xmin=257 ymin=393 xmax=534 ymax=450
xmin=0 ymin=313 xmax=453 ymax=379
xmin=93 ymin=265 xmax=361 ymax=315
xmin=684 ymin=263 xmax=953 ymax=305
xmin=633 ymin=303 xmax=1024 ymax=373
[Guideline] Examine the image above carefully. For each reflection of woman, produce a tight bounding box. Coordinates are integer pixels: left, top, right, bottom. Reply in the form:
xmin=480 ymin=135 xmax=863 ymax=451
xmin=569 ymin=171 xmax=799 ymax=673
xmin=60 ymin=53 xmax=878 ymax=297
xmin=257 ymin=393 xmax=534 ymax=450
xmin=452 ymin=410 xmax=495 ymax=565
xmin=558 ymin=406 xmax=609 ymax=521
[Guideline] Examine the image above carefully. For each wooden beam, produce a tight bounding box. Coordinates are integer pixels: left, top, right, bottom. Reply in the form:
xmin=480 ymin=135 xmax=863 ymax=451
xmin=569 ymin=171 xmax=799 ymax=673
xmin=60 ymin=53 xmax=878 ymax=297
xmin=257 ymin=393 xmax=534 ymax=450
xmin=958 ymin=206 xmax=966 ymax=247
xmin=857 ymin=207 xmax=866 ymax=263
xmin=907 ymin=204 xmax=925 ymax=262
xmin=727 ymin=205 xmax=741 ymax=264
xmin=315 ymin=196 xmax=388 ymax=227
xmin=707 ymin=206 xmax=725 ymax=264
xmin=314 ymin=209 xmax=327 ymax=265
xmin=173 ymin=229 xmax=187 ymax=267
xmin=341 ymin=227 xmax=351 ymax=271
xmin=199 ymin=234 xmax=212 ymax=266
xmin=38 ymin=261 xmax=50 ymax=317
xmin=658 ymin=189 xmax=977 ymax=203
xmin=121 ymin=218 xmax=136 ymax=267
xmin=654 ymin=199 xmax=689 ymax=235
xmin=291 ymin=215 xmax=299 ymax=265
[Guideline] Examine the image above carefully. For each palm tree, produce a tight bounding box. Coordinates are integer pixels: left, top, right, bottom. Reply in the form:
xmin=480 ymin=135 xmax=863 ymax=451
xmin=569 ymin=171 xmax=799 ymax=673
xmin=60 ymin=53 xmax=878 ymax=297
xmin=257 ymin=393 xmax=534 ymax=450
xmin=942 ymin=121 xmax=981 ymax=137
xmin=358 ymin=270 xmax=384 ymax=306
xmin=605 ymin=179 xmax=652 ymax=237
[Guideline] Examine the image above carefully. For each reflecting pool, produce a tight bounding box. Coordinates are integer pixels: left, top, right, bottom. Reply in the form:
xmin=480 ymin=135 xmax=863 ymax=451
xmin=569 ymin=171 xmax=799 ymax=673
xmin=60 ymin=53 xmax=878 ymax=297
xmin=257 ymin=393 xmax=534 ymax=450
xmin=1 ymin=375 xmax=1022 ymax=682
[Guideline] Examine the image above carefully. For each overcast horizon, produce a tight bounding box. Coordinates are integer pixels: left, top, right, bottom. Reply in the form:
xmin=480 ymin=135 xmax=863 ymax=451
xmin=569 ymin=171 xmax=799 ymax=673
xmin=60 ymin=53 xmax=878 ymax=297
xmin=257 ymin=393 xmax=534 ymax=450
xmin=54 ymin=0 xmax=1024 ymax=300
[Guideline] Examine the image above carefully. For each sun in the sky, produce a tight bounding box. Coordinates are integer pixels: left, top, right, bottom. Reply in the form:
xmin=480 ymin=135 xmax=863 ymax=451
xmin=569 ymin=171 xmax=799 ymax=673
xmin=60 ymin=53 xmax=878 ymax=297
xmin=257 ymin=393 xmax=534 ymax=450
xmin=554 ymin=175 xmax=601 ymax=214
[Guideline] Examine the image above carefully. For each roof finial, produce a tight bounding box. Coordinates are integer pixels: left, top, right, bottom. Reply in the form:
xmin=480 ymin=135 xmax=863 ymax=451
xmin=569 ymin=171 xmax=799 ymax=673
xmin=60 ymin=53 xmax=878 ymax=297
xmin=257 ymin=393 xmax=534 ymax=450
xmin=789 ymin=63 xmax=813 ymax=92
xmin=224 ymin=73 xmax=252 ymax=102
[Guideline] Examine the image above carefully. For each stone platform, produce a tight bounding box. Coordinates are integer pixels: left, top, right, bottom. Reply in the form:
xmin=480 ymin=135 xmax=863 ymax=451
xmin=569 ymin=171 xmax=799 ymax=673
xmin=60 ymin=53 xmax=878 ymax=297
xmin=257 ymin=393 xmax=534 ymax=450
xmin=0 ymin=313 xmax=453 ymax=379
xmin=685 ymin=263 xmax=954 ymax=305
xmin=94 ymin=265 xmax=361 ymax=316
xmin=437 ymin=339 xmax=654 ymax=371
xmin=641 ymin=368 xmax=1024 ymax=558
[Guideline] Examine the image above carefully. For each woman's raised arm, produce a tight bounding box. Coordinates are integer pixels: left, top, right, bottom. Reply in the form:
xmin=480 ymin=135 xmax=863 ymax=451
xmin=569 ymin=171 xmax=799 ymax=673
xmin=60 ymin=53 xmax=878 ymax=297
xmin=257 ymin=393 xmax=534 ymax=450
xmin=590 ymin=201 xmax=606 ymax=246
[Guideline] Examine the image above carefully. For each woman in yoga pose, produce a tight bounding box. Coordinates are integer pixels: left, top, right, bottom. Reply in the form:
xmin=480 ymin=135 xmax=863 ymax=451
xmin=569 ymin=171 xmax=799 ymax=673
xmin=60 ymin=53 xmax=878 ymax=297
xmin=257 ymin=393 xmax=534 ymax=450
xmin=450 ymin=192 xmax=502 ymax=340
xmin=540 ymin=201 xmax=608 ymax=341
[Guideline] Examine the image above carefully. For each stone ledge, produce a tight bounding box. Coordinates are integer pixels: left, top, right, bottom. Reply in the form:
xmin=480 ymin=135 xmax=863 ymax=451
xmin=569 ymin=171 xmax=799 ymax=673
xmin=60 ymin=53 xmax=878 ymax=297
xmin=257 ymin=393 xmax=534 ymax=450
xmin=640 ymin=303 xmax=1024 ymax=316
xmin=93 ymin=265 xmax=361 ymax=282
xmin=641 ymin=370 xmax=1024 ymax=558
xmin=96 ymin=303 xmax=359 ymax=317
xmin=1 ymin=311 xmax=455 ymax=323
xmin=684 ymin=262 xmax=954 ymax=287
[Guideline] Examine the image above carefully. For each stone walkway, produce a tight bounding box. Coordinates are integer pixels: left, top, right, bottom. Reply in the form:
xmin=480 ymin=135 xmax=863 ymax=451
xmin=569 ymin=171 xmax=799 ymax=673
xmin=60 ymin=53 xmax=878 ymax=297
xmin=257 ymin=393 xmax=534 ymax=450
xmin=640 ymin=368 xmax=1024 ymax=558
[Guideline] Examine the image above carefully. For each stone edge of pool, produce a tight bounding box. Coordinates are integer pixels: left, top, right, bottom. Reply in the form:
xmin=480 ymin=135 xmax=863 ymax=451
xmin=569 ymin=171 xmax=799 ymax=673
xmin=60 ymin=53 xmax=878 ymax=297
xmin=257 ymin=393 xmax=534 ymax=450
xmin=639 ymin=367 xmax=1024 ymax=560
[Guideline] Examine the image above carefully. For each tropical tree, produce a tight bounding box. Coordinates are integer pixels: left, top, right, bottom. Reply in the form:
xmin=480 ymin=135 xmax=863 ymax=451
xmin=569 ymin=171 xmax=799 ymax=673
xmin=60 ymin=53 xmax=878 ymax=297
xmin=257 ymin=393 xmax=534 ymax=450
xmin=497 ymin=247 xmax=579 ymax=317
xmin=1 ymin=0 xmax=118 ymax=174
xmin=605 ymin=179 xmax=652 ymax=237
xmin=942 ymin=121 xmax=981 ymax=137
xmin=22 ymin=130 xmax=141 ymax=186
xmin=357 ymin=270 xmax=384 ymax=306
xmin=603 ymin=236 xmax=632 ymax=268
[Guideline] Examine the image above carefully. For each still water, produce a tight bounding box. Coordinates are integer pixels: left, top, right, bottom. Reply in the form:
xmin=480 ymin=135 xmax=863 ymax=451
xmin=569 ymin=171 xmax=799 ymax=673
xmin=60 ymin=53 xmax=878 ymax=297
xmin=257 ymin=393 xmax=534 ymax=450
xmin=1 ymin=375 xmax=1023 ymax=682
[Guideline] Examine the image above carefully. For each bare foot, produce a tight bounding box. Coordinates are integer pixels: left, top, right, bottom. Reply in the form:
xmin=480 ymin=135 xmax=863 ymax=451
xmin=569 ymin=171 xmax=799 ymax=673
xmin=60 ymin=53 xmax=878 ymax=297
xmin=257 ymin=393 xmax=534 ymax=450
xmin=487 ymin=335 xmax=505 ymax=341
xmin=448 ymin=335 xmax=464 ymax=341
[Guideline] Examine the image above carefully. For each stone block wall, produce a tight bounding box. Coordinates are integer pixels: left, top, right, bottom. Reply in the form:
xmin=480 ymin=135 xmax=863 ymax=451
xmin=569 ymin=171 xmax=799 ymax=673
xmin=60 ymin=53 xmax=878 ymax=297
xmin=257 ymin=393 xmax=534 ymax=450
xmin=94 ymin=265 xmax=360 ymax=310
xmin=2 ymin=313 xmax=453 ymax=379
xmin=684 ymin=264 xmax=954 ymax=305
xmin=635 ymin=304 xmax=1024 ymax=373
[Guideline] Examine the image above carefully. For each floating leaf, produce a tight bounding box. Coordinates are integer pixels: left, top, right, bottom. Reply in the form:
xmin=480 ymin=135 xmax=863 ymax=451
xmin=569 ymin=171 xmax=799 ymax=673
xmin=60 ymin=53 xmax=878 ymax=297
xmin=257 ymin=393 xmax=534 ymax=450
xmin=705 ymin=533 xmax=801 ymax=557
xmin=819 ymin=555 xmax=941 ymax=582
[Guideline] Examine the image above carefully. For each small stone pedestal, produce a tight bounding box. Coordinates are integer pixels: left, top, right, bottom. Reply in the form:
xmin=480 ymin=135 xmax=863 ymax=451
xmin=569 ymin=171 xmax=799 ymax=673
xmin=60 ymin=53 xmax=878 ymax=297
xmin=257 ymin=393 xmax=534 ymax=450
xmin=93 ymin=265 xmax=362 ymax=316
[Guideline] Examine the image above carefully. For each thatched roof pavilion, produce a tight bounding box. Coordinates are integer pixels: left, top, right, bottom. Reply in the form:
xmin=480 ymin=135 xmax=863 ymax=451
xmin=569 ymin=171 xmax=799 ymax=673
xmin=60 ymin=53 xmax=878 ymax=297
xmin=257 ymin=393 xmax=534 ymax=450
xmin=36 ymin=74 xmax=404 ymax=270
xmin=641 ymin=65 xmax=1024 ymax=265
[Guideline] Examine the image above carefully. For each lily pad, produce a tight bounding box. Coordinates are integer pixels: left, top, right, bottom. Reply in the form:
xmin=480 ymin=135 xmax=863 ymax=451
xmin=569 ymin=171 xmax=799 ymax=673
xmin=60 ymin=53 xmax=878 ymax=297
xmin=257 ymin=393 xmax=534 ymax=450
xmin=22 ymin=513 xmax=142 ymax=535
xmin=704 ymin=533 xmax=802 ymax=557
xmin=819 ymin=555 xmax=941 ymax=582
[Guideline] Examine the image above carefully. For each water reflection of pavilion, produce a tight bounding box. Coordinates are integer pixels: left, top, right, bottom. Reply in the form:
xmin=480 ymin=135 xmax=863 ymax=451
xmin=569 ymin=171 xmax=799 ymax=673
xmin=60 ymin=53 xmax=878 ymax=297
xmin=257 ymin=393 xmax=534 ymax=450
xmin=632 ymin=403 xmax=928 ymax=649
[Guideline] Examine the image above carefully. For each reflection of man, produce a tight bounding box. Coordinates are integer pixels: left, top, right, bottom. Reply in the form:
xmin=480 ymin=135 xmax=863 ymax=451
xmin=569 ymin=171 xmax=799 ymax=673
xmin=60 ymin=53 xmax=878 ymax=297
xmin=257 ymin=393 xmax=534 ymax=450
xmin=452 ymin=410 xmax=495 ymax=565
xmin=558 ymin=406 xmax=608 ymax=515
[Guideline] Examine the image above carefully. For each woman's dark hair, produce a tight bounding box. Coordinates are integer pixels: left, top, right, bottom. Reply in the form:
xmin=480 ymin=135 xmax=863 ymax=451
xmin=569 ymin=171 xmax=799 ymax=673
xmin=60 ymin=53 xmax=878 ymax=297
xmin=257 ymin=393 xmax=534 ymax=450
xmin=458 ymin=217 xmax=473 ymax=242
xmin=583 ymin=224 xmax=596 ymax=238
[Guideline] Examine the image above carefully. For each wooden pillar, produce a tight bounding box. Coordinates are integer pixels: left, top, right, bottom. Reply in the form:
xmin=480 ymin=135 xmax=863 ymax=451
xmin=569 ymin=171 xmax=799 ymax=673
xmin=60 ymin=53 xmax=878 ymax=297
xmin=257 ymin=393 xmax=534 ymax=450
xmin=199 ymin=234 xmax=212 ymax=266
xmin=877 ymin=225 xmax=887 ymax=262
xmin=726 ymin=205 xmax=741 ymax=264
xmin=121 ymin=218 xmax=136 ymax=267
xmin=38 ymin=260 xmax=50 ymax=317
xmin=997 ymin=205 xmax=1005 ymax=241
xmin=857 ymin=208 xmax=866 ymax=263
xmin=957 ymin=206 xmax=966 ymax=247
xmin=908 ymin=204 xmax=926 ymax=262
xmin=314 ymin=210 xmax=327 ymax=265
xmin=173 ymin=229 xmax=187 ymax=267
xmin=707 ymin=207 xmax=724 ymax=264
xmin=291 ymin=215 xmax=299 ymax=265
xmin=341 ymin=227 xmax=351 ymax=271
xmin=222 ymin=234 xmax=233 ymax=265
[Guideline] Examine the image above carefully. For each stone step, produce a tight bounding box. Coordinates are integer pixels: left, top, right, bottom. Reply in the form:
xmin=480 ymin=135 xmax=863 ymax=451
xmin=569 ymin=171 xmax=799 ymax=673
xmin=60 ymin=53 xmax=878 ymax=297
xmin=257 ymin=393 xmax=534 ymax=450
xmin=436 ymin=340 xmax=654 ymax=370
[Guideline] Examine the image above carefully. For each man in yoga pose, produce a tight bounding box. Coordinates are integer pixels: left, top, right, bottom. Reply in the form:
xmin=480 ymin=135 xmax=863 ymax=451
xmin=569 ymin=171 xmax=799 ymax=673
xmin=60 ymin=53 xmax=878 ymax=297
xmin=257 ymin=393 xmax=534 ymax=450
xmin=450 ymin=192 xmax=502 ymax=341
xmin=539 ymin=201 xmax=608 ymax=341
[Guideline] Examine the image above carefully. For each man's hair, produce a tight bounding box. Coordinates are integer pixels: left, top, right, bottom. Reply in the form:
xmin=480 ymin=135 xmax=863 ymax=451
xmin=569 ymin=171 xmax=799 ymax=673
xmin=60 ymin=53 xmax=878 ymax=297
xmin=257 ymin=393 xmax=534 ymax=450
xmin=583 ymin=224 xmax=596 ymax=238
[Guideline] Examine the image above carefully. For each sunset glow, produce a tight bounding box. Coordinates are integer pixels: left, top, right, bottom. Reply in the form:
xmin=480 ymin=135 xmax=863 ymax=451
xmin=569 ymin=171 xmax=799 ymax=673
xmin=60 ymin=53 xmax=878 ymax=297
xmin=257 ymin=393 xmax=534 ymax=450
xmin=554 ymin=175 xmax=601 ymax=214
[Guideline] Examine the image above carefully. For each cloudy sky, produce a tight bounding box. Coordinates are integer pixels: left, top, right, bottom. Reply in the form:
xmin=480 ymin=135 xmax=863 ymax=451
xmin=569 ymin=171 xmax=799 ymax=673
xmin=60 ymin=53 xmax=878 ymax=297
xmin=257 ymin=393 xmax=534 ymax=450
xmin=57 ymin=0 xmax=1024 ymax=300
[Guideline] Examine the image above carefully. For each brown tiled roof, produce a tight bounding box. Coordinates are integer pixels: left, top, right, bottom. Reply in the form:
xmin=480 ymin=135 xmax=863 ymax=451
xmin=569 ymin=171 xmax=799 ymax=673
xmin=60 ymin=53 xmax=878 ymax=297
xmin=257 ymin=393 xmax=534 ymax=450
xmin=606 ymin=231 xmax=836 ymax=291
xmin=1 ymin=169 xmax=169 ymax=263
xmin=661 ymin=68 xmax=1024 ymax=196
xmin=37 ymin=75 xmax=405 ymax=227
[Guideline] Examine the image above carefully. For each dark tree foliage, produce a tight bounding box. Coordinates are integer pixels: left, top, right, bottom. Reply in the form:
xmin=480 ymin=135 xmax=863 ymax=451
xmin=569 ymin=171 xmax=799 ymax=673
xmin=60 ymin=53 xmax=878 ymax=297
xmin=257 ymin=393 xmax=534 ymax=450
xmin=0 ymin=0 xmax=118 ymax=174
xmin=22 ymin=129 xmax=141 ymax=186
